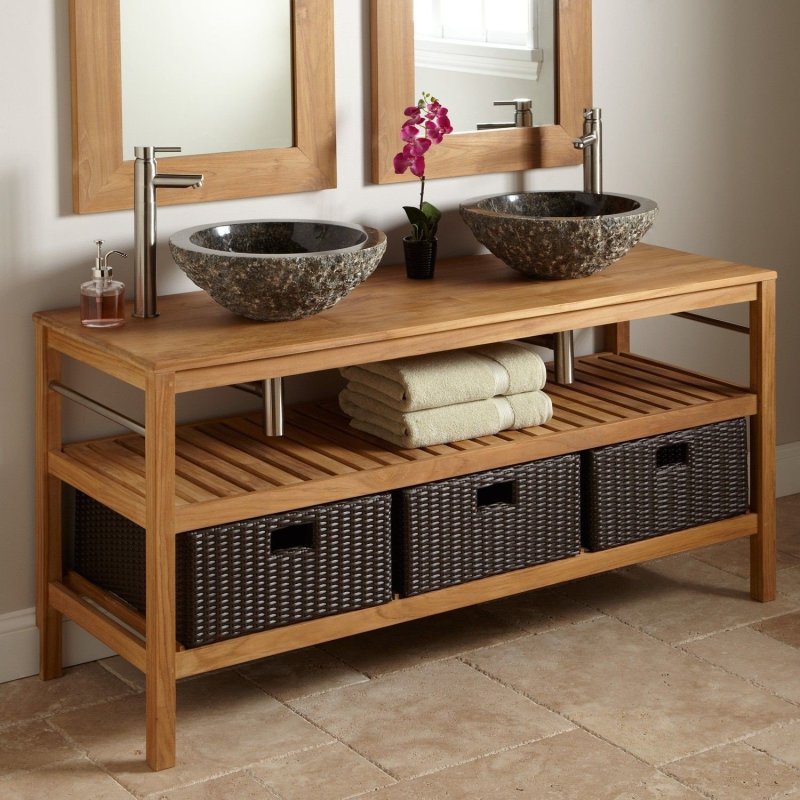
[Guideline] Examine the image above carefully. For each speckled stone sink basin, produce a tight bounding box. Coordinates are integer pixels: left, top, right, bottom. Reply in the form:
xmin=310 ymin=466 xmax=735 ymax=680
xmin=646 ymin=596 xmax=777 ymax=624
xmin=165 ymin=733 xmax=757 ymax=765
xmin=459 ymin=191 xmax=658 ymax=280
xmin=169 ymin=220 xmax=387 ymax=321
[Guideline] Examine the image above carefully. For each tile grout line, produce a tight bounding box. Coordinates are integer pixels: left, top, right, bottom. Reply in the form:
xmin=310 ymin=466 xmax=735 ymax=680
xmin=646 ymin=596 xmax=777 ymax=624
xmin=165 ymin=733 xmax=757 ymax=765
xmin=744 ymin=737 xmax=800 ymax=782
xmin=235 ymin=670 xmax=401 ymax=784
xmin=654 ymin=739 xmax=800 ymax=800
xmin=42 ymin=720 xmax=140 ymax=799
xmin=687 ymin=546 xmax=800 ymax=579
xmin=97 ymin=658 xmax=146 ymax=693
xmin=277 ymin=695 xmax=403 ymax=782
xmin=295 ymin=632 xmax=540 ymax=687
xmin=458 ymin=652 xmax=798 ymax=800
xmin=454 ymin=652 xmax=662 ymax=771
xmin=674 ymin=608 xmax=800 ymax=646
xmin=0 ymin=687 xmax=137 ymax=734
xmin=230 ymin=769 xmax=285 ymax=800
xmin=650 ymin=769 xmax=718 ymax=800
xmin=0 ymin=754 xmax=134 ymax=797
xmin=245 ymin=652 xmax=590 ymax=791
xmin=673 ymin=641 xmax=800 ymax=711
xmin=309 ymin=614 xmax=610 ymax=687
xmin=137 ymin=741 xmax=353 ymax=800
xmin=656 ymin=719 xmax=800 ymax=769
xmin=560 ymin=581 xmax=800 ymax=668
xmin=269 ymin=646 xmax=374 ymax=691
xmin=552 ymin=597 xmax=800 ymax=758
xmin=340 ymin=731 xmax=574 ymax=797
xmin=242 ymin=741 xmax=342 ymax=800
xmin=44 ymin=698 xmax=339 ymax=799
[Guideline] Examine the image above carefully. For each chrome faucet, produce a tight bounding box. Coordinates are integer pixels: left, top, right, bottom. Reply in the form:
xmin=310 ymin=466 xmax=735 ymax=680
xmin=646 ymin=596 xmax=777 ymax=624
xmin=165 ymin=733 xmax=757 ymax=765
xmin=133 ymin=146 xmax=204 ymax=318
xmin=573 ymin=107 xmax=602 ymax=194
xmin=477 ymin=99 xmax=533 ymax=130
xmin=546 ymin=109 xmax=604 ymax=386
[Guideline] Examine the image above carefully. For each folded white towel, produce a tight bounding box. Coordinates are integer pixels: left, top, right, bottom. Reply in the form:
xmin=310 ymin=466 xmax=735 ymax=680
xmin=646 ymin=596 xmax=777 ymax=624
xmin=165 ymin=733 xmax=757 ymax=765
xmin=339 ymin=341 xmax=547 ymax=412
xmin=339 ymin=387 xmax=553 ymax=449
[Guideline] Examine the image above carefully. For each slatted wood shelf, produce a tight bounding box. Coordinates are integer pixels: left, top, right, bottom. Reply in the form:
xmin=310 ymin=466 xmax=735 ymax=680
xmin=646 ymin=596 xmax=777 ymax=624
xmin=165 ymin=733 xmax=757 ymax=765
xmin=51 ymin=351 xmax=755 ymax=533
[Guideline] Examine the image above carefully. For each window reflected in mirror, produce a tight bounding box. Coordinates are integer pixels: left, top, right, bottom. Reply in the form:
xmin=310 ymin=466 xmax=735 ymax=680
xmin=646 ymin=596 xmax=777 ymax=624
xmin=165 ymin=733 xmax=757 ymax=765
xmin=413 ymin=0 xmax=556 ymax=132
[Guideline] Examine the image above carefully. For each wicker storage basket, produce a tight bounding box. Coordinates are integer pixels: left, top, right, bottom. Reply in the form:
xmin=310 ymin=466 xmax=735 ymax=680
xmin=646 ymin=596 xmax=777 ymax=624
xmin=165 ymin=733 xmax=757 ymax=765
xmin=394 ymin=454 xmax=581 ymax=596
xmin=73 ymin=492 xmax=392 ymax=648
xmin=582 ymin=418 xmax=748 ymax=551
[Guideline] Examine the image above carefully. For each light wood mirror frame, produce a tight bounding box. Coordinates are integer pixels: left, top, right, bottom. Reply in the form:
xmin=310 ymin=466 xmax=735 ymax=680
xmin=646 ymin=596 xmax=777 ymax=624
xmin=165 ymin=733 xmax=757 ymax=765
xmin=69 ymin=0 xmax=336 ymax=214
xmin=370 ymin=0 xmax=591 ymax=183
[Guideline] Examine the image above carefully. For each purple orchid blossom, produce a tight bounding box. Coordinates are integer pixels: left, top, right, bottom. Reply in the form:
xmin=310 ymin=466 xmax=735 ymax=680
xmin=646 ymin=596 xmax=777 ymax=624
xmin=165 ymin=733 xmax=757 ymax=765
xmin=393 ymin=92 xmax=453 ymax=241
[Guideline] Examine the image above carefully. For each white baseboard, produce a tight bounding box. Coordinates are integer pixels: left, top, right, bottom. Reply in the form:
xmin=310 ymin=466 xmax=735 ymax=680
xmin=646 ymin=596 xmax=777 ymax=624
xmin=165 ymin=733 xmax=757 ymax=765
xmin=0 ymin=608 xmax=114 ymax=685
xmin=3 ymin=441 xmax=800 ymax=685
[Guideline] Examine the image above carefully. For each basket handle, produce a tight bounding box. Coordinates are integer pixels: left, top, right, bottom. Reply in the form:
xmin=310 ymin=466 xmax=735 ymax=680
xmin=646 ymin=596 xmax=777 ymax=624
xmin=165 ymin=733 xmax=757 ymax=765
xmin=656 ymin=441 xmax=689 ymax=468
xmin=476 ymin=479 xmax=516 ymax=508
xmin=270 ymin=521 xmax=315 ymax=552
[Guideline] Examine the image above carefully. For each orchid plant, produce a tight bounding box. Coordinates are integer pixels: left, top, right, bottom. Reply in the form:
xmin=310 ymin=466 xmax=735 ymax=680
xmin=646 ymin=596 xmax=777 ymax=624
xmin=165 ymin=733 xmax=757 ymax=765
xmin=393 ymin=92 xmax=453 ymax=241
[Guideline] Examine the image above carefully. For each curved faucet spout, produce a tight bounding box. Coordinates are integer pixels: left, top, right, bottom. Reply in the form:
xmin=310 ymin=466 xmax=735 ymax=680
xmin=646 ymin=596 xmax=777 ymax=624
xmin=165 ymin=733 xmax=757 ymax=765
xmin=573 ymin=132 xmax=597 ymax=151
xmin=152 ymin=173 xmax=204 ymax=189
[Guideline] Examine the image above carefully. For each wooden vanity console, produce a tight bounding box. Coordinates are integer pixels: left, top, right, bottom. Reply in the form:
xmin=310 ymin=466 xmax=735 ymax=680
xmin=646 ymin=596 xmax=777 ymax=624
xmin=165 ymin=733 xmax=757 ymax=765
xmin=34 ymin=243 xmax=776 ymax=770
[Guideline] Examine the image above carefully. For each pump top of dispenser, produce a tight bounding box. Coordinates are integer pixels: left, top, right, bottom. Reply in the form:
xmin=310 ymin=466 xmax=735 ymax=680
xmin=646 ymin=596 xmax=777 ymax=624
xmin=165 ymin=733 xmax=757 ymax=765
xmin=92 ymin=239 xmax=127 ymax=279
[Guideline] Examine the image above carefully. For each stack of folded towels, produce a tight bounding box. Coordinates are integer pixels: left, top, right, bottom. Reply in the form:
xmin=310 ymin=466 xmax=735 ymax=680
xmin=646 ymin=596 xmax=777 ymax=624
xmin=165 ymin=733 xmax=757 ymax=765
xmin=339 ymin=340 xmax=553 ymax=448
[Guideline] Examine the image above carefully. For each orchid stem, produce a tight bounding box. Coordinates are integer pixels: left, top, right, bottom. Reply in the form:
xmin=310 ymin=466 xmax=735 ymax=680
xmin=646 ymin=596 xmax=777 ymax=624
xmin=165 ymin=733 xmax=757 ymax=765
xmin=419 ymin=176 xmax=425 ymax=210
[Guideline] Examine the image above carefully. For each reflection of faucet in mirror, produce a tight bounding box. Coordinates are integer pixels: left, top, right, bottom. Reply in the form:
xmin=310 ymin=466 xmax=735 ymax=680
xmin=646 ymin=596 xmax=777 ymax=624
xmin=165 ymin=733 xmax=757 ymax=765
xmin=573 ymin=107 xmax=602 ymax=194
xmin=133 ymin=146 xmax=204 ymax=318
xmin=476 ymin=99 xmax=533 ymax=130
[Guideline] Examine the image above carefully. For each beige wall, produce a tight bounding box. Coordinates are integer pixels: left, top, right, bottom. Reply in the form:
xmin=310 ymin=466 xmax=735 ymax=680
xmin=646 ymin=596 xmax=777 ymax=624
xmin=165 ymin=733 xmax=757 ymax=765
xmin=594 ymin=0 xmax=800 ymax=430
xmin=0 ymin=1 xmax=797 ymax=630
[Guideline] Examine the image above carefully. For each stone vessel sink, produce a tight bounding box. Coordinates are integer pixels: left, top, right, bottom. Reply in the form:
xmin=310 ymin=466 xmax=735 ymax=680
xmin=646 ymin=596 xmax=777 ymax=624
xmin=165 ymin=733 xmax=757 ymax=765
xmin=459 ymin=191 xmax=658 ymax=280
xmin=169 ymin=219 xmax=387 ymax=321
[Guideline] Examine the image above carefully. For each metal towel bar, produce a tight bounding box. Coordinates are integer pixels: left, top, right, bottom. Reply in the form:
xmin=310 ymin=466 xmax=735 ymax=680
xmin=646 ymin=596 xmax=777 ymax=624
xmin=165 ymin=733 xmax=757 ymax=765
xmin=49 ymin=382 xmax=145 ymax=436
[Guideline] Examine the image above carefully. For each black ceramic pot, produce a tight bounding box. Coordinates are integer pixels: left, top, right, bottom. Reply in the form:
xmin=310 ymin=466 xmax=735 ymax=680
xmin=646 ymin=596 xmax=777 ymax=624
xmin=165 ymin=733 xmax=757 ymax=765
xmin=402 ymin=236 xmax=437 ymax=280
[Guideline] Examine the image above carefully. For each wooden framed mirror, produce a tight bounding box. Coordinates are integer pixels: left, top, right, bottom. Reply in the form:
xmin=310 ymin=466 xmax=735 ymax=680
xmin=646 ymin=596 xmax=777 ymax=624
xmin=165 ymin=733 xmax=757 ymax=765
xmin=370 ymin=0 xmax=591 ymax=183
xmin=69 ymin=0 xmax=336 ymax=213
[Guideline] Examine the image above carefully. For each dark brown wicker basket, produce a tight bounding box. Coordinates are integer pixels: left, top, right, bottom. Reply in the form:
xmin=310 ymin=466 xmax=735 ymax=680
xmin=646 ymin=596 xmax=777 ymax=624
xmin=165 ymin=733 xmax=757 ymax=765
xmin=582 ymin=418 xmax=749 ymax=551
xmin=73 ymin=492 xmax=392 ymax=648
xmin=394 ymin=455 xmax=581 ymax=596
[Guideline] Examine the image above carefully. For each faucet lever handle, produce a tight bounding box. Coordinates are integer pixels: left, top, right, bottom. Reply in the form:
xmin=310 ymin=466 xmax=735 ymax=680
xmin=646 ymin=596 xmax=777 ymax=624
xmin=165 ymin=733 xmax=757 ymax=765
xmin=133 ymin=145 xmax=183 ymax=160
xmin=494 ymin=99 xmax=532 ymax=111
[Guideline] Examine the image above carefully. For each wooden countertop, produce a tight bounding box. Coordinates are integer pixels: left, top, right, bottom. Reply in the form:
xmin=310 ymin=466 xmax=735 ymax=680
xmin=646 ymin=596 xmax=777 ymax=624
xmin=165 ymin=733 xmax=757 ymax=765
xmin=34 ymin=244 xmax=776 ymax=388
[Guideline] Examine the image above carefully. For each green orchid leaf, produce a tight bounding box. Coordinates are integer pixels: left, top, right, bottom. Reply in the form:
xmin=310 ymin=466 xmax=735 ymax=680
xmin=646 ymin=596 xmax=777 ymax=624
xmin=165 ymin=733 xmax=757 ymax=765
xmin=420 ymin=201 xmax=441 ymax=225
xmin=402 ymin=205 xmax=433 ymax=240
xmin=403 ymin=203 xmax=441 ymax=241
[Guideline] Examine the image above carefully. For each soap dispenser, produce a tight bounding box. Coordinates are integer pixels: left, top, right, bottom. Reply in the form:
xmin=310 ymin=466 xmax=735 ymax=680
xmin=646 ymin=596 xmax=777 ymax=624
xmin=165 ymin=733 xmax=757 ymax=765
xmin=80 ymin=240 xmax=127 ymax=328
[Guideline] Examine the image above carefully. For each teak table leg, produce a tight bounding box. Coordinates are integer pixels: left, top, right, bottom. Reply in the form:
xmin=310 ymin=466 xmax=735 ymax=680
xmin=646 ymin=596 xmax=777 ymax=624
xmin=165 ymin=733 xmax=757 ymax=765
xmin=602 ymin=321 xmax=631 ymax=354
xmin=749 ymin=279 xmax=776 ymax=601
xmin=35 ymin=325 xmax=63 ymax=680
xmin=144 ymin=372 xmax=178 ymax=770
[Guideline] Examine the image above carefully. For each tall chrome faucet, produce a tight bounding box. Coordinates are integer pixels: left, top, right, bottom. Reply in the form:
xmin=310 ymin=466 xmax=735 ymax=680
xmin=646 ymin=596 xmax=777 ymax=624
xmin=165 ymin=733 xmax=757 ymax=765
xmin=573 ymin=107 xmax=602 ymax=194
xmin=548 ymin=109 xmax=604 ymax=386
xmin=133 ymin=146 xmax=204 ymax=318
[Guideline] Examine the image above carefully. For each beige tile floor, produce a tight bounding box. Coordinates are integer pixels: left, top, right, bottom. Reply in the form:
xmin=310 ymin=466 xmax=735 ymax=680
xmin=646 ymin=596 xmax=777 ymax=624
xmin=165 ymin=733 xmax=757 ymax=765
xmin=2 ymin=494 xmax=800 ymax=799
